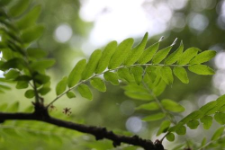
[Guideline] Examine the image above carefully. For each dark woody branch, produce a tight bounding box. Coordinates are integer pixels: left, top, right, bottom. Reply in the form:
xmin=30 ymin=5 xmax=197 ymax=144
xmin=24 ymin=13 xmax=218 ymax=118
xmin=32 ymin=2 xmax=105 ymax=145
xmin=0 ymin=103 xmax=164 ymax=150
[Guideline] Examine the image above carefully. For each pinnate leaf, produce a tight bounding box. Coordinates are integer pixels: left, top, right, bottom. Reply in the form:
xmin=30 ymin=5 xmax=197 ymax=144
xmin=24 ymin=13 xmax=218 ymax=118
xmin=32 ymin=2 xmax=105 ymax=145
xmin=157 ymin=120 xmax=171 ymax=135
xmin=68 ymin=59 xmax=86 ymax=87
xmin=142 ymin=113 xmax=166 ymax=121
xmin=188 ymin=65 xmax=214 ymax=75
xmin=138 ymin=42 xmax=159 ymax=64
xmin=130 ymin=66 xmax=143 ymax=84
xmin=173 ymin=67 xmax=189 ymax=84
xmin=160 ymin=66 xmax=173 ymax=84
xmin=190 ymin=50 xmax=216 ymax=65
xmin=104 ymin=72 xmax=119 ymax=85
xmin=77 ymin=84 xmax=92 ymax=100
xmin=108 ymin=38 xmax=134 ymax=69
xmin=177 ymin=47 xmax=199 ymax=65
xmin=164 ymin=41 xmax=183 ymax=65
xmin=136 ymin=102 xmax=159 ymax=111
xmin=90 ymin=77 xmax=106 ymax=92
xmin=152 ymin=46 xmax=172 ymax=64
xmin=56 ymin=77 xmax=67 ymax=95
xmin=82 ymin=50 xmax=102 ymax=80
xmin=118 ymin=68 xmax=135 ymax=83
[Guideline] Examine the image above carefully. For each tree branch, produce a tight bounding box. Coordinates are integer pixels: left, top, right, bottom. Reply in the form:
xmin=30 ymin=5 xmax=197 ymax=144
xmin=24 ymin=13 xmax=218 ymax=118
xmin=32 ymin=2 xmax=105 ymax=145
xmin=0 ymin=106 xmax=164 ymax=150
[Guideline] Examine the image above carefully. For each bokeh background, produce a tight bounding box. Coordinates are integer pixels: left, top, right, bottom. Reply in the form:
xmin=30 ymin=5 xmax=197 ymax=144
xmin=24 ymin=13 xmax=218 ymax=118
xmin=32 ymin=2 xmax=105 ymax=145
xmin=1 ymin=0 xmax=225 ymax=149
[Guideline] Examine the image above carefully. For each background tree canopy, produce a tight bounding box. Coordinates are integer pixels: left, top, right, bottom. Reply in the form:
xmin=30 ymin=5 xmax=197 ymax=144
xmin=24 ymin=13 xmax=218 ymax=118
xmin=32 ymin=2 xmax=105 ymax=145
xmin=0 ymin=0 xmax=225 ymax=150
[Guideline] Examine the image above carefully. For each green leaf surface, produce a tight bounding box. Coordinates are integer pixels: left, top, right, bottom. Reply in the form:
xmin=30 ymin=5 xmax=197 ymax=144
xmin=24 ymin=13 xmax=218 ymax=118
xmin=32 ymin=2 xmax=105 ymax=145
xmin=27 ymin=48 xmax=47 ymax=59
xmin=21 ymin=25 xmax=44 ymax=43
xmin=25 ymin=89 xmax=34 ymax=99
xmin=187 ymin=120 xmax=199 ymax=129
xmin=77 ymin=84 xmax=92 ymax=100
xmin=199 ymin=101 xmax=217 ymax=115
xmin=160 ymin=66 xmax=173 ymax=84
xmin=66 ymin=91 xmax=76 ymax=99
xmin=173 ymin=67 xmax=189 ymax=84
xmin=0 ymin=58 xmax=25 ymax=71
xmin=214 ymin=112 xmax=225 ymax=125
xmin=56 ymin=77 xmax=67 ymax=95
xmin=136 ymin=102 xmax=159 ymax=111
xmin=8 ymin=0 xmax=30 ymax=17
xmin=16 ymin=81 xmax=28 ymax=89
xmin=95 ymin=41 xmax=117 ymax=73
xmin=30 ymin=59 xmax=55 ymax=71
xmin=130 ymin=66 xmax=143 ymax=84
xmin=166 ymin=133 xmax=175 ymax=142
xmin=0 ymin=0 xmax=12 ymax=6
xmin=177 ymin=47 xmax=199 ymax=65
xmin=124 ymin=33 xmax=148 ymax=66
xmin=16 ymin=5 xmax=42 ymax=30
xmin=90 ymin=77 xmax=106 ymax=92
xmin=190 ymin=50 xmax=216 ymax=65
xmin=200 ymin=116 xmax=213 ymax=130
xmin=152 ymin=46 xmax=172 ymax=64
xmin=7 ymin=101 xmax=19 ymax=112
xmin=108 ymin=38 xmax=134 ymax=69
xmin=164 ymin=41 xmax=184 ymax=65
xmin=211 ymin=127 xmax=224 ymax=141
xmin=157 ymin=120 xmax=171 ymax=135
xmin=175 ymin=125 xmax=186 ymax=135
xmin=4 ymin=69 xmax=20 ymax=80
xmin=82 ymin=50 xmax=102 ymax=80
xmin=68 ymin=59 xmax=86 ymax=87
xmin=161 ymin=99 xmax=185 ymax=112
xmin=118 ymin=68 xmax=135 ymax=83
xmin=38 ymin=87 xmax=51 ymax=95
xmin=142 ymin=113 xmax=166 ymax=121
xmin=138 ymin=42 xmax=159 ymax=64
xmin=104 ymin=72 xmax=119 ymax=85
xmin=188 ymin=65 xmax=214 ymax=75
xmin=200 ymin=137 xmax=207 ymax=147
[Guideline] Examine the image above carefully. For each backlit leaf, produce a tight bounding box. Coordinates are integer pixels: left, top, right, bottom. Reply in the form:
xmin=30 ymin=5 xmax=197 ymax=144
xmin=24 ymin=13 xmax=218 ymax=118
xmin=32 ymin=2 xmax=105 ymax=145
xmin=142 ymin=113 xmax=166 ymax=121
xmin=164 ymin=41 xmax=184 ymax=65
xmin=161 ymin=99 xmax=185 ymax=112
xmin=124 ymin=33 xmax=148 ymax=66
xmin=152 ymin=46 xmax=172 ymax=64
xmin=56 ymin=77 xmax=67 ymax=95
xmin=214 ymin=112 xmax=225 ymax=125
xmin=4 ymin=69 xmax=20 ymax=80
xmin=21 ymin=25 xmax=44 ymax=43
xmin=104 ymin=72 xmax=119 ymax=85
xmin=190 ymin=50 xmax=216 ymax=65
xmin=30 ymin=59 xmax=55 ymax=71
xmin=66 ymin=91 xmax=76 ymax=99
xmin=95 ymin=41 xmax=117 ymax=73
xmin=90 ymin=77 xmax=106 ymax=92
xmin=16 ymin=81 xmax=28 ymax=89
xmin=25 ymin=89 xmax=34 ymax=99
xmin=166 ymin=133 xmax=175 ymax=142
xmin=160 ymin=66 xmax=173 ymax=84
xmin=138 ymin=42 xmax=159 ymax=64
xmin=130 ymin=66 xmax=143 ymax=84
xmin=108 ymin=38 xmax=134 ymax=69
xmin=188 ymin=65 xmax=214 ymax=75
xmin=200 ymin=116 xmax=213 ymax=130
xmin=8 ymin=0 xmax=30 ymax=17
xmin=157 ymin=120 xmax=171 ymax=135
xmin=82 ymin=49 xmax=102 ymax=79
xmin=175 ymin=125 xmax=186 ymax=135
xmin=68 ymin=59 xmax=86 ymax=87
xmin=187 ymin=120 xmax=199 ymax=129
xmin=211 ymin=127 xmax=224 ymax=141
xmin=77 ymin=84 xmax=92 ymax=100
xmin=136 ymin=102 xmax=159 ymax=111
xmin=118 ymin=68 xmax=135 ymax=83
xmin=177 ymin=47 xmax=199 ymax=65
xmin=38 ymin=87 xmax=51 ymax=95
xmin=173 ymin=67 xmax=189 ymax=84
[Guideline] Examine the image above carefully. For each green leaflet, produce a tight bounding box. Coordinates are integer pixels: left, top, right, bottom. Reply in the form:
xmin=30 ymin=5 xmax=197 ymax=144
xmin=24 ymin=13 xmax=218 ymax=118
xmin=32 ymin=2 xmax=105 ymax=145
xmin=164 ymin=41 xmax=184 ymax=65
xmin=152 ymin=79 xmax=167 ymax=96
xmin=130 ymin=66 xmax=143 ymax=85
xmin=7 ymin=101 xmax=19 ymax=112
xmin=187 ymin=120 xmax=199 ymax=129
xmin=136 ymin=102 xmax=159 ymax=111
xmin=138 ymin=42 xmax=159 ymax=64
xmin=211 ymin=127 xmax=224 ymax=141
xmin=157 ymin=120 xmax=171 ymax=135
xmin=173 ymin=67 xmax=189 ymax=84
xmin=175 ymin=125 xmax=186 ymax=135
xmin=200 ymin=138 xmax=207 ymax=148
xmin=188 ymin=65 xmax=214 ymax=75
xmin=16 ymin=5 xmax=42 ymax=30
xmin=104 ymin=72 xmax=119 ymax=85
xmin=68 ymin=59 xmax=86 ymax=87
xmin=200 ymin=116 xmax=213 ymax=129
xmin=177 ymin=47 xmax=199 ymax=65
xmin=124 ymin=33 xmax=148 ymax=66
xmin=8 ymin=0 xmax=30 ymax=17
xmin=56 ymin=77 xmax=67 ymax=95
xmin=161 ymin=99 xmax=185 ymax=112
xmin=199 ymin=101 xmax=217 ymax=115
xmin=25 ymin=89 xmax=35 ymax=99
xmin=160 ymin=66 xmax=173 ymax=84
xmin=66 ymin=91 xmax=76 ymax=99
xmin=142 ymin=113 xmax=166 ymax=121
xmin=4 ymin=69 xmax=20 ymax=80
xmin=166 ymin=133 xmax=175 ymax=142
xmin=27 ymin=48 xmax=47 ymax=59
xmin=16 ymin=81 xmax=28 ymax=89
xmin=90 ymin=77 xmax=106 ymax=92
xmin=124 ymin=84 xmax=153 ymax=101
xmin=0 ymin=58 xmax=26 ymax=71
xmin=95 ymin=41 xmax=117 ymax=73
xmin=118 ymin=68 xmax=135 ymax=83
xmin=152 ymin=46 xmax=172 ymax=64
xmin=30 ymin=59 xmax=55 ymax=71
xmin=21 ymin=25 xmax=45 ymax=44
xmin=108 ymin=38 xmax=134 ymax=69
xmin=190 ymin=50 xmax=216 ymax=64
xmin=38 ymin=87 xmax=51 ymax=95
xmin=77 ymin=84 xmax=92 ymax=100
xmin=214 ymin=112 xmax=225 ymax=125
xmin=82 ymin=49 xmax=102 ymax=80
